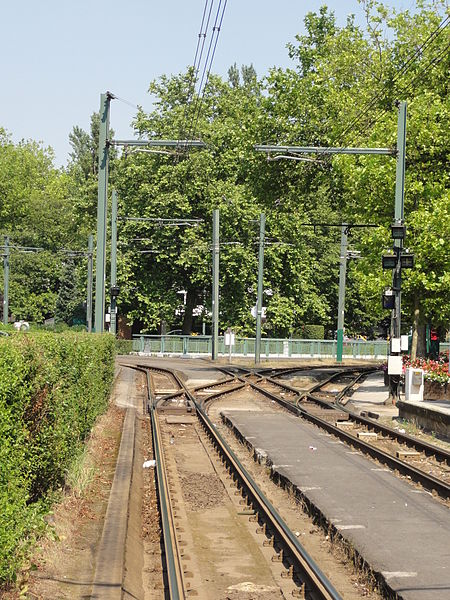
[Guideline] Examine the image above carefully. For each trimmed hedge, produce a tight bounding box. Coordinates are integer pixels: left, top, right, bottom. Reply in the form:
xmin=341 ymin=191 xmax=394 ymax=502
xmin=0 ymin=332 xmax=115 ymax=583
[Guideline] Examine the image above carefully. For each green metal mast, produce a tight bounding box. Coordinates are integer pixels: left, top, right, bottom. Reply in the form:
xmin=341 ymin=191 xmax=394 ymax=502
xmin=212 ymin=209 xmax=219 ymax=360
xmin=389 ymin=101 xmax=407 ymax=401
xmin=336 ymin=225 xmax=348 ymax=363
xmin=2 ymin=236 xmax=9 ymax=326
xmin=393 ymin=101 xmax=407 ymax=339
xmin=110 ymin=189 xmax=118 ymax=335
xmin=94 ymin=92 xmax=112 ymax=333
xmin=255 ymin=213 xmax=266 ymax=364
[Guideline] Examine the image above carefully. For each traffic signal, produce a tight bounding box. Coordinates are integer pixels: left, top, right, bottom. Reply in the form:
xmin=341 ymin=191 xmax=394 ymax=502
xmin=382 ymin=289 xmax=395 ymax=309
xmin=382 ymin=254 xmax=397 ymax=269
xmin=391 ymin=222 xmax=406 ymax=240
xmin=400 ymin=253 xmax=414 ymax=268
xmin=382 ymin=252 xmax=414 ymax=269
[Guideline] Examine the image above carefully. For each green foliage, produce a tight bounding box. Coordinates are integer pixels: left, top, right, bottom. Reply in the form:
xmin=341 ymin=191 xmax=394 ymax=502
xmin=0 ymin=332 xmax=115 ymax=583
xmin=115 ymin=339 xmax=134 ymax=355
xmin=1 ymin=1 xmax=448 ymax=347
xmin=297 ymin=324 xmax=325 ymax=339
xmin=0 ymin=130 xmax=88 ymax=324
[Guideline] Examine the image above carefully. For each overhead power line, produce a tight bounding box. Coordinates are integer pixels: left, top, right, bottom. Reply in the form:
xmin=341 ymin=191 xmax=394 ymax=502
xmin=329 ymin=14 xmax=449 ymax=151
xmin=178 ymin=0 xmax=213 ymax=143
xmin=188 ymin=0 xmax=228 ymax=142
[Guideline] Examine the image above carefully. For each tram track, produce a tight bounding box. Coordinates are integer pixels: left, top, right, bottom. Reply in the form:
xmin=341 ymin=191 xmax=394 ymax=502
xmin=138 ymin=364 xmax=344 ymax=600
xmin=212 ymin=366 xmax=450 ymax=500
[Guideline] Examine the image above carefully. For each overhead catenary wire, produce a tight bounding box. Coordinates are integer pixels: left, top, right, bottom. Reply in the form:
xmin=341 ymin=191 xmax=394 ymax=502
xmin=177 ymin=0 xmax=213 ymax=145
xmin=186 ymin=0 xmax=228 ymax=144
xmin=331 ymin=15 xmax=449 ymax=146
xmin=327 ymin=14 xmax=450 ymax=154
xmin=347 ymin=39 xmax=450 ymax=143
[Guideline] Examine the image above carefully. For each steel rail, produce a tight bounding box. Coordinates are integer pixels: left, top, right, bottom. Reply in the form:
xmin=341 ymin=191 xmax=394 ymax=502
xmin=191 ymin=378 xmax=246 ymax=410
xmin=249 ymin=368 xmax=450 ymax=467
xmin=145 ymin=370 xmax=187 ymax=600
xmin=142 ymin=365 xmax=342 ymax=599
xmin=180 ymin=385 xmax=342 ymax=599
xmin=236 ymin=374 xmax=450 ymax=499
xmin=336 ymin=410 xmax=450 ymax=465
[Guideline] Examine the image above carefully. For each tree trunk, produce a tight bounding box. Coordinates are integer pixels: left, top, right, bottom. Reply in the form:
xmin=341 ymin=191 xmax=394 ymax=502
xmin=182 ymin=289 xmax=198 ymax=335
xmin=411 ymin=292 xmax=426 ymax=359
xmin=417 ymin=324 xmax=426 ymax=357
xmin=410 ymin=294 xmax=420 ymax=360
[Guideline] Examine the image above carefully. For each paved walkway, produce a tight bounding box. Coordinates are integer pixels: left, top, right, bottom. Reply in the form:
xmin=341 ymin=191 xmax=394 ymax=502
xmin=346 ymin=371 xmax=398 ymax=419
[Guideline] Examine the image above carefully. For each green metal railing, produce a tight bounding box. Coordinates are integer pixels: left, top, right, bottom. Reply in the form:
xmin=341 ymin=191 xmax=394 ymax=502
xmin=131 ymin=335 xmax=399 ymax=359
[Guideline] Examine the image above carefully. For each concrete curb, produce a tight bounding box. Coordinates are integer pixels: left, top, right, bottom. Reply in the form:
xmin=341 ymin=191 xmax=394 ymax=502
xmin=91 ymin=407 xmax=136 ymax=599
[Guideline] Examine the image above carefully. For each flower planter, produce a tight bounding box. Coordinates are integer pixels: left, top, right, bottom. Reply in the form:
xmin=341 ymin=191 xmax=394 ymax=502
xmin=424 ymin=380 xmax=450 ymax=401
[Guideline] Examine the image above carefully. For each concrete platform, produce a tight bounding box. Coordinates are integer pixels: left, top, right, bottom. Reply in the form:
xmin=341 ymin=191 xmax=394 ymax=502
xmin=397 ymin=399 xmax=450 ymax=440
xmin=117 ymin=355 xmax=226 ymax=387
xmin=348 ymin=372 xmax=450 ymax=439
xmin=346 ymin=371 xmax=398 ymax=419
xmin=222 ymin=409 xmax=450 ymax=600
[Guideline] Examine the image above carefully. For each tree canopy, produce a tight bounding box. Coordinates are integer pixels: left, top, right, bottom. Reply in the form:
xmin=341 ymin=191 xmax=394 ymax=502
xmin=0 ymin=1 xmax=448 ymax=350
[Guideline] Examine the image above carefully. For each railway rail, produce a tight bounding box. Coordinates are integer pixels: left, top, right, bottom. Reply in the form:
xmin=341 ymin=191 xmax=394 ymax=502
xmin=213 ymin=366 xmax=450 ymax=500
xmin=136 ymin=364 xmax=343 ymax=600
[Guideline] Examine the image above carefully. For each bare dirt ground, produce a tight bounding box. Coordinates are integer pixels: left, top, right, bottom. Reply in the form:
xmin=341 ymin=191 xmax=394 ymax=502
xmin=157 ymin=414 xmax=290 ymax=599
xmin=140 ymin=414 xmax=165 ymax=599
xmin=2 ymin=403 xmax=125 ymax=600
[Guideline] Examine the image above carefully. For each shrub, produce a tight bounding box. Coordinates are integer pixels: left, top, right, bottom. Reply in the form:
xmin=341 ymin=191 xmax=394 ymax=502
xmin=0 ymin=332 xmax=115 ymax=583
xmin=115 ymin=339 xmax=134 ymax=355
xmin=297 ymin=324 xmax=325 ymax=340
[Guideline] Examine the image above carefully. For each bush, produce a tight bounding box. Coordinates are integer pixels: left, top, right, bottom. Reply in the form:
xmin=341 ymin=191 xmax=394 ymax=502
xmin=115 ymin=339 xmax=134 ymax=355
xmin=0 ymin=332 xmax=115 ymax=583
xmin=297 ymin=324 xmax=325 ymax=340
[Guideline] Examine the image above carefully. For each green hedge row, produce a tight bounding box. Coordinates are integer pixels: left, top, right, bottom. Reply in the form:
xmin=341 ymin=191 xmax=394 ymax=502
xmin=0 ymin=332 xmax=115 ymax=583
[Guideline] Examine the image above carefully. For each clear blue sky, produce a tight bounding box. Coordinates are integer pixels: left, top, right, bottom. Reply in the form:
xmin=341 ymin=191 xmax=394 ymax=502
xmin=1 ymin=0 xmax=415 ymax=166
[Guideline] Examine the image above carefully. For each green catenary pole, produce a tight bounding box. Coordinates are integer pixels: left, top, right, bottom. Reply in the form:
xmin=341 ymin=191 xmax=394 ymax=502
xmin=212 ymin=209 xmax=219 ymax=360
xmin=3 ymin=236 xmax=9 ymax=326
xmin=255 ymin=213 xmax=266 ymax=364
xmin=389 ymin=101 xmax=407 ymax=401
xmin=87 ymin=234 xmax=94 ymax=333
xmin=94 ymin=92 xmax=112 ymax=333
xmin=393 ymin=101 xmax=407 ymax=338
xmin=336 ymin=225 xmax=348 ymax=363
xmin=110 ymin=189 xmax=118 ymax=335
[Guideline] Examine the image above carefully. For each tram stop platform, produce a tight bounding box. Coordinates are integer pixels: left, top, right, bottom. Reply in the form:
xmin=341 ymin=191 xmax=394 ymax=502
xmin=221 ymin=408 xmax=450 ymax=600
xmin=347 ymin=371 xmax=450 ymax=440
